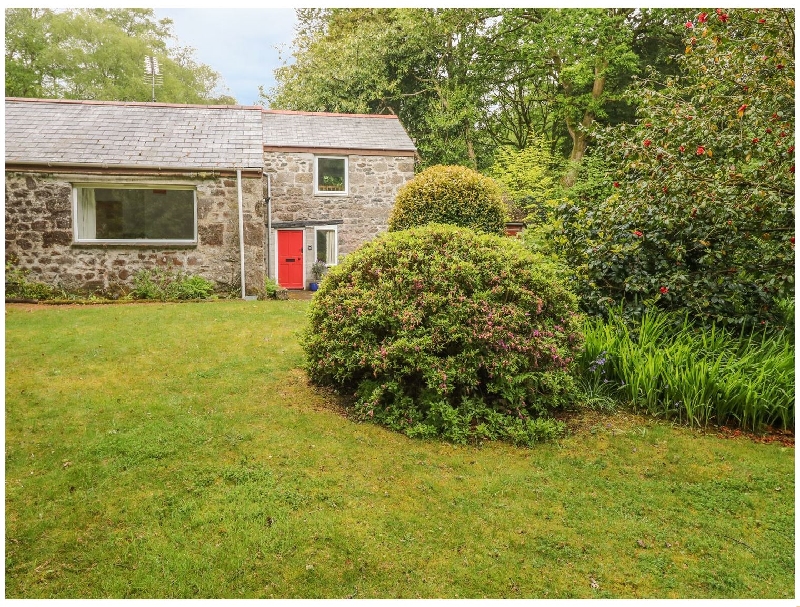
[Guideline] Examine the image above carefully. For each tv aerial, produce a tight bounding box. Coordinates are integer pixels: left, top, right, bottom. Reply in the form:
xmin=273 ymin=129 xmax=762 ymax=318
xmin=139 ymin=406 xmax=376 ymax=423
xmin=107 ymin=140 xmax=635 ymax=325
xmin=143 ymin=56 xmax=164 ymax=102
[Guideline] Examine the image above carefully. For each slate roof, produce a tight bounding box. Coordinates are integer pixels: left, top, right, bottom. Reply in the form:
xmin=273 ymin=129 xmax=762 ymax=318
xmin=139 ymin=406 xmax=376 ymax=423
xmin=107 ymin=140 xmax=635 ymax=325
xmin=263 ymin=110 xmax=416 ymax=152
xmin=4 ymin=99 xmax=417 ymax=170
xmin=4 ymin=98 xmax=265 ymax=170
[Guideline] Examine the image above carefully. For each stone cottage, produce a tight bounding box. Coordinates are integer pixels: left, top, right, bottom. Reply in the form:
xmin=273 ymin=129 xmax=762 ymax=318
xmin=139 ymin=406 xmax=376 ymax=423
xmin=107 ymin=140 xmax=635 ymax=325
xmin=4 ymin=97 xmax=416 ymax=296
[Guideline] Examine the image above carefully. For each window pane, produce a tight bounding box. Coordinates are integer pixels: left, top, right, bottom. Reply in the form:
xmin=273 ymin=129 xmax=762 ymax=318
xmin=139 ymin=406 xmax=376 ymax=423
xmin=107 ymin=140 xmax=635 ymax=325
xmin=316 ymin=229 xmax=336 ymax=264
xmin=317 ymin=158 xmax=346 ymax=192
xmin=80 ymin=188 xmax=194 ymax=240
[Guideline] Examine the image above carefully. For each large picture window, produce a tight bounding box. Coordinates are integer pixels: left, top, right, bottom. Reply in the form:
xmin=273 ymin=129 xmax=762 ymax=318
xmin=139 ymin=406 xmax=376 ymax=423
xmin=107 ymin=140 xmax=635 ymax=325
xmin=73 ymin=186 xmax=196 ymax=243
xmin=314 ymin=226 xmax=338 ymax=265
xmin=314 ymin=156 xmax=348 ymax=195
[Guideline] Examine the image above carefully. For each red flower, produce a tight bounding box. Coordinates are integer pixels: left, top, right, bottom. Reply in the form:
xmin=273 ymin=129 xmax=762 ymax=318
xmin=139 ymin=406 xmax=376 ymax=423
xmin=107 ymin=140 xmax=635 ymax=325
xmin=789 ymin=145 xmax=795 ymax=154
xmin=780 ymin=131 xmax=787 ymax=138
xmin=698 ymin=12 xmax=708 ymax=23
xmin=679 ymin=145 xmax=686 ymax=153
xmin=633 ymin=230 xmax=643 ymax=238
xmin=660 ymin=286 xmax=669 ymax=294
xmin=662 ymin=186 xmax=668 ymax=193
xmin=790 ymin=236 xmax=795 ymax=245
xmin=696 ymin=146 xmax=706 ymax=155
xmin=752 ymin=137 xmax=759 ymax=144
xmin=613 ymin=182 xmax=620 ymax=188
xmin=737 ymin=104 xmax=747 ymax=114
xmin=643 ymin=139 xmax=652 ymax=148
xmin=777 ymin=64 xmax=785 ymax=69
xmin=766 ymin=128 xmax=773 ymax=134
xmin=685 ymin=21 xmax=694 ymax=28
xmin=791 ymin=165 xmax=795 ymax=174
xmin=717 ymin=12 xmax=728 ymax=23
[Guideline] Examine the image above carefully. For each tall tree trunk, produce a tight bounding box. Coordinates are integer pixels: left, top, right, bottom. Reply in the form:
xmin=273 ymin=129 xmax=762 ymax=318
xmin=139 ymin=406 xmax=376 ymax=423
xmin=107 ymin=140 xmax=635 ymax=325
xmin=562 ymin=59 xmax=608 ymax=187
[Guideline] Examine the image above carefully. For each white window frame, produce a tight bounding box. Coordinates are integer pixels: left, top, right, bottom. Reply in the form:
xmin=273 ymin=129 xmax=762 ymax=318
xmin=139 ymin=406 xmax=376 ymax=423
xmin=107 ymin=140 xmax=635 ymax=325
xmin=313 ymin=156 xmax=348 ymax=196
xmin=71 ymin=183 xmax=198 ymax=245
xmin=313 ymin=225 xmax=339 ymax=266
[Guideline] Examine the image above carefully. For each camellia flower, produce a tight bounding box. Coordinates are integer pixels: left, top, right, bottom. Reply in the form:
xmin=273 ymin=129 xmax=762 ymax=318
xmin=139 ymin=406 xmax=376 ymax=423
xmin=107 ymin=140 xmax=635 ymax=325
xmin=716 ymin=9 xmax=729 ymax=22
xmin=679 ymin=145 xmax=686 ymax=153
xmin=752 ymin=137 xmax=759 ymax=144
xmin=613 ymin=182 xmax=620 ymax=188
xmin=789 ymin=145 xmax=795 ymax=153
xmin=643 ymin=139 xmax=652 ymax=147
xmin=660 ymin=286 xmax=669 ymax=294
xmin=685 ymin=21 xmax=694 ymax=28
xmin=759 ymin=18 xmax=766 ymax=24
xmin=696 ymin=146 xmax=706 ymax=155
xmin=698 ymin=12 xmax=708 ymax=23
xmin=633 ymin=230 xmax=643 ymax=238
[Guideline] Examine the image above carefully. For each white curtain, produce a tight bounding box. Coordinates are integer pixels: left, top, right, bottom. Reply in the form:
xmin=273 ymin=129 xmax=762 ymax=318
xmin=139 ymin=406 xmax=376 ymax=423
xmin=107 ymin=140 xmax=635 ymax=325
xmin=325 ymin=230 xmax=336 ymax=264
xmin=78 ymin=188 xmax=96 ymax=239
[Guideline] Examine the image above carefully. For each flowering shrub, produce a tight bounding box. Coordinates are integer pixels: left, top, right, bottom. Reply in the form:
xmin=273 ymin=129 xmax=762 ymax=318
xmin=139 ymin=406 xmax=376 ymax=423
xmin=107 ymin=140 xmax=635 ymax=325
xmin=553 ymin=8 xmax=794 ymax=328
xmin=302 ymin=224 xmax=583 ymax=446
xmin=388 ymin=164 xmax=507 ymax=235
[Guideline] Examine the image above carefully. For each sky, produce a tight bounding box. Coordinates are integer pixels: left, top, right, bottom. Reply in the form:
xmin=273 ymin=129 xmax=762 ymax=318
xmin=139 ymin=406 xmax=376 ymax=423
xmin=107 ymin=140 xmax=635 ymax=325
xmin=153 ymin=8 xmax=298 ymax=106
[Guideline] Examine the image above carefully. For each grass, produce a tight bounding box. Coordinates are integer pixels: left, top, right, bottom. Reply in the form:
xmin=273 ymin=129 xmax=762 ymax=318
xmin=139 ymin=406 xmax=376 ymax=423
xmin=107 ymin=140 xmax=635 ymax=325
xmin=578 ymin=309 xmax=795 ymax=431
xmin=5 ymin=301 xmax=795 ymax=598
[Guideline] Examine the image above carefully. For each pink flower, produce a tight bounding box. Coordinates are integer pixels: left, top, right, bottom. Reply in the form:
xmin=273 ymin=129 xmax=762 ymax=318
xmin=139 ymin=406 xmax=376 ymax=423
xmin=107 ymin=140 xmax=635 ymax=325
xmin=696 ymin=146 xmax=706 ymax=155
xmin=633 ymin=230 xmax=643 ymax=238
xmin=685 ymin=21 xmax=694 ymax=28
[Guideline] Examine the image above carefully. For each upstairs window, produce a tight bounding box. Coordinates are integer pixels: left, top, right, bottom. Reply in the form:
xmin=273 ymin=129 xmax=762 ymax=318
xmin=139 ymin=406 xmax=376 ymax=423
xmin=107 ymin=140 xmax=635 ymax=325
xmin=314 ymin=156 xmax=348 ymax=195
xmin=73 ymin=185 xmax=196 ymax=244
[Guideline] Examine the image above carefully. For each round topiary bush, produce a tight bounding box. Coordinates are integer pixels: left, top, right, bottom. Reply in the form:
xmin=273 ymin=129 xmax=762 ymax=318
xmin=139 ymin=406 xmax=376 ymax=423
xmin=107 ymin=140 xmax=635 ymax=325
xmin=388 ymin=164 xmax=508 ymax=235
xmin=302 ymin=224 xmax=584 ymax=446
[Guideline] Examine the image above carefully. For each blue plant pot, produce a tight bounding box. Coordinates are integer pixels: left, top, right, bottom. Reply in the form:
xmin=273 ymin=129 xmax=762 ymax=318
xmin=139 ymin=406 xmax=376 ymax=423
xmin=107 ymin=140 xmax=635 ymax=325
xmin=309 ymin=282 xmax=319 ymax=292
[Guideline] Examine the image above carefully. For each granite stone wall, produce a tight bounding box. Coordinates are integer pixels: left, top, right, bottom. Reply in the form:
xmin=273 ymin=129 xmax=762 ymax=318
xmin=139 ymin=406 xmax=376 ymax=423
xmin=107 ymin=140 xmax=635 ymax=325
xmin=263 ymin=151 xmax=415 ymax=285
xmin=5 ymin=171 xmax=265 ymax=296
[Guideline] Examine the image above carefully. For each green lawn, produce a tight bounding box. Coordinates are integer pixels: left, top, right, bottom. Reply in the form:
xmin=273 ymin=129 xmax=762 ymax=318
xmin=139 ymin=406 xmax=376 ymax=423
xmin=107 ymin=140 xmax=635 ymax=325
xmin=5 ymin=301 xmax=795 ymax=598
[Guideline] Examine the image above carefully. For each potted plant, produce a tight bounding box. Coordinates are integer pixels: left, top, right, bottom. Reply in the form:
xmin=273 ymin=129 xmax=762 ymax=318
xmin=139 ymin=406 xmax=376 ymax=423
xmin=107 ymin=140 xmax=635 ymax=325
xmin=309 ymin=260 xmax=327 ymax=291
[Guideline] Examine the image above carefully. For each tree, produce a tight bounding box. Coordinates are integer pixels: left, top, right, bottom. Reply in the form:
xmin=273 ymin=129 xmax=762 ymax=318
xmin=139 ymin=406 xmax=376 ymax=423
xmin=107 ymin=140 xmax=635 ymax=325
xmin=556 ymin=8 xmax=795 ymax=327
xmin=265 ymin=8 xmax=498 ymax=170
xmin=266 ymin=8 xmax=689 ymax=177
xmin=489 ymin=138 xmax=564 ymax=209
xmin=5 ymin=8 xmax=235 ymax=104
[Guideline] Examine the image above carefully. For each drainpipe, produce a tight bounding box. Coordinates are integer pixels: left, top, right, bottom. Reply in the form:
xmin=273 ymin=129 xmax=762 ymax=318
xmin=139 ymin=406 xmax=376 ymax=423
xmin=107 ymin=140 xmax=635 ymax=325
xmin=266 ymin=174 xmax=272 ymax=280
xmin=237 ymin=168 xmax=246 ymax=299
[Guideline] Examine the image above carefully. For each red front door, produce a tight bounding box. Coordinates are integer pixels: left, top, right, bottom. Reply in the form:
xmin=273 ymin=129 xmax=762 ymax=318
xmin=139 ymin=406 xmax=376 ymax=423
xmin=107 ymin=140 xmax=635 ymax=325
xmin=277 ymin=230 xmax=304 ymax=289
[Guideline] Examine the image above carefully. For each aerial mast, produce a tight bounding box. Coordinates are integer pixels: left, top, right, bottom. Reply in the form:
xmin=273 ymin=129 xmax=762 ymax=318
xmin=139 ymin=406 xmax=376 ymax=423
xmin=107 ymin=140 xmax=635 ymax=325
xmin=143 ymin=56 xmax=163 ymax=102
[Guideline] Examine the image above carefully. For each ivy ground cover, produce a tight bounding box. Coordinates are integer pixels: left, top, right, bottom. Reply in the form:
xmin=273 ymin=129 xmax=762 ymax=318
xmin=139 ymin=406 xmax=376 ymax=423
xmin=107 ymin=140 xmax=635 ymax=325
xmin=5 ymin=301 xmax=794 ymax=598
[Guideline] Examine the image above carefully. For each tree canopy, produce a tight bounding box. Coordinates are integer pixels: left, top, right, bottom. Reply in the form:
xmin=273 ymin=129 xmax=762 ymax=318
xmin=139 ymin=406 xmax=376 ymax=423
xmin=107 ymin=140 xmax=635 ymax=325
xmin=264 ymin=8 xmax=691 ymax=171
xmin=5 ymin=8 xmax=235 ymax=104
